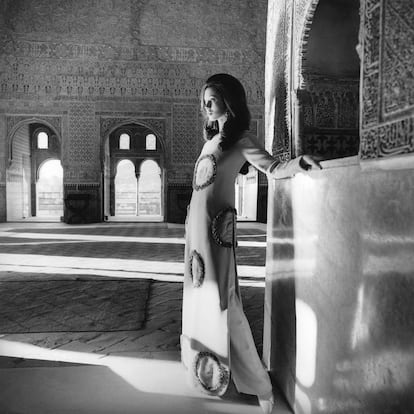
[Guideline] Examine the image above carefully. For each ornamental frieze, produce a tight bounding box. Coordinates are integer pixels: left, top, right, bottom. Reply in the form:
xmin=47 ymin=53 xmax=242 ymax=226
xmin=0 ymin=57 xmax=264 ymax=105
xmin=6 ymin=115 xmax=62 ymax=138
xmin=361 ymin=117 xmax=414 ymax=160
xmin=378 ymin=117 xmax=414 ymax=156
xmin=2 ymin=38 xmax=256 ymax=66
xmin=100 ymin=117 xmax=165 ymax=139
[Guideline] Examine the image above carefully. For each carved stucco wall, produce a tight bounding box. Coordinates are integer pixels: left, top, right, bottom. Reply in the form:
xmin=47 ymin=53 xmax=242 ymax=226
xmin=360 ymin=0 xmax=414 ymax=159
xmin=0 ymin=0 xmax=268 ymax=221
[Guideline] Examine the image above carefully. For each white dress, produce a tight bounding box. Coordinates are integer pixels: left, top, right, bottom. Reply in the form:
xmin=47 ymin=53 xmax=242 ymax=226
xmin=181 ymin=131 xmax=283 ymax=397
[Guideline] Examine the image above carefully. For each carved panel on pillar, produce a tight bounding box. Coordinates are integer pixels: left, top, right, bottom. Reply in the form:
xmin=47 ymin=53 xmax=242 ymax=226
xmin=67 ymin=102 xmax=97 ymax=166
xmin=172 ymin=104 xmax=200 ymax=165
xmin=361 ymin=0 xmax=414 ymax=160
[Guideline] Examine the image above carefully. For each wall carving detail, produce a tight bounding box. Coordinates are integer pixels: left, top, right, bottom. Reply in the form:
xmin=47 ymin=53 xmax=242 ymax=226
xmin=361 ymin=116 xmax=414 ymax=159
xmin=302 ymin=79 xmax=359 ymax=129
xmin=364 ymin=2 xmax=380 ymax=71
xmin=64 ymin=168 xmax=101 ymax=183
xmin=360 ymin=0 xmax=414 ymax=160
xmin=1 ymin=38 xmax=255 ymax=66
xmin=167 ymin=166 xmax=194 ymax=184
xmin=382 ymin=0 xmax=414 ymax=117
xmin=0 ymin=56 xmax=264 ymax=106
xmin=300 ymin=78 xmax=359 ymax=159
xmin=67 ymin=102 xmax=98 ymax=166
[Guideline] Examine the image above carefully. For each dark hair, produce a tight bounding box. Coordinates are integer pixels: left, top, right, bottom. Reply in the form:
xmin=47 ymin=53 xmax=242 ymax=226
xmin=200 ymin=73 xmax=251 ymax=151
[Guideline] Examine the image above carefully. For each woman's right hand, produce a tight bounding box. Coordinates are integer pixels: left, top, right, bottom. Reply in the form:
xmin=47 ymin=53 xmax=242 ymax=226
xmin=269 ymin=155 xmax=322 ymax=180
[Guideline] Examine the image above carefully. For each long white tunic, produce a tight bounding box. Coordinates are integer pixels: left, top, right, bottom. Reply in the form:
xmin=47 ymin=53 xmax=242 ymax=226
xmin=181 ymin=131 xmax=280 ymax=397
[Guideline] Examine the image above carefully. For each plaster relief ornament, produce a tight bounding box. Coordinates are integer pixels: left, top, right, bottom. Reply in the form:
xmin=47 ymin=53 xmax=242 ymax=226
xmin=193 ymin=351 xmax=230 ymax=396
xmin=189 ymin=250 xmax=205 ymax=288
xmin=193 ymin=154 xmax=217 ymax=190
xmin=211 ymin=207 xmax=236 ymax=247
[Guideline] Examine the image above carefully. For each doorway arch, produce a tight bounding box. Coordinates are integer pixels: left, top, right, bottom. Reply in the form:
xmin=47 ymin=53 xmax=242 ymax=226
xmin=104 ymin=121 xmax=165 ymax=222
xmin=291 ymin=0 xmax=361 ymax=160
xmin=6 ymin=120 xmax=62 ymax=221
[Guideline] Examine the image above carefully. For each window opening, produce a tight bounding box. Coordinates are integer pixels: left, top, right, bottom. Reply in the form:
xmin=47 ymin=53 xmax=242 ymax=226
xmin=146 ymin=134 xmax=156 ymax=150
xmin=37 ymin=131 xmax=49 ymax=149
xmin=119 ymin=133 xmax=130 ymax=150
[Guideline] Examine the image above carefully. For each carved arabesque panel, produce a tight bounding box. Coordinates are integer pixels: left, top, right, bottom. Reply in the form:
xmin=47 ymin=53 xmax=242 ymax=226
xmin=360 ymin=0 xmax=414 ymax=160
xmin=172 ymin=104 xmax=200 ymax=165
xmin=67 ymin=102 xmax=98 ymax=166
xmin=382 ymin=0 xmax=414 ymax=117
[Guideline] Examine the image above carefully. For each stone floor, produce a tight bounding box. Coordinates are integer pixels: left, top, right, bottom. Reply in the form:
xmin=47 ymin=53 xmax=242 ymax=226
xmin=0 ymin=221 xmax=291 ymax=414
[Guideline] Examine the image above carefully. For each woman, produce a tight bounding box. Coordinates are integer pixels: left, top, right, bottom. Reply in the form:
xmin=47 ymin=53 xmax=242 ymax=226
xmin=180 ymin=73 xmax=320 ymax=414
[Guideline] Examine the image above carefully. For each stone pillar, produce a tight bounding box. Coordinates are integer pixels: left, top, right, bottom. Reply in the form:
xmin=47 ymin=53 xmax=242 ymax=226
xmin=264 ymin=1 xmax=414 ymax=413
xmin=0 ymin=114 xmax=6 ymax=222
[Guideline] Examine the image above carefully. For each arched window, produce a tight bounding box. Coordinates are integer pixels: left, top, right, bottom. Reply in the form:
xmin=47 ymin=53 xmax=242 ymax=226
xmin=37 ymin=131 xmax=49 ymax=149
xmin=119 ymin=133 xmax=130 ymax=150
xmin=146 ymin=134 xmax=156 ymax=150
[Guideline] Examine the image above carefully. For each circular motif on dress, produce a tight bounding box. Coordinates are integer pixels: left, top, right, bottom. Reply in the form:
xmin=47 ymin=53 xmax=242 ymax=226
xmin=193 ymin=154 xmax=217 ymax=190
xmin=189 ymin=250 xmax=205 ymax=288
xmin=211 ymin=207 xmax=236 ymax=247
xmin=193 ymin=351 xmax=230 ymax=396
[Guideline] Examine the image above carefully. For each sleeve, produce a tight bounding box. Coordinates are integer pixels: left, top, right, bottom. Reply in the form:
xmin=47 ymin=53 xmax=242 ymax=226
xmin=237 ymin=132 xmax=305 ymax=179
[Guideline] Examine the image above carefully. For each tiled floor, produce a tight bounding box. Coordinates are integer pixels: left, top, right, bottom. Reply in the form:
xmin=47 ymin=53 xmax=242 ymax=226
xmin=0 ymin=221 xmax=291 ymax=414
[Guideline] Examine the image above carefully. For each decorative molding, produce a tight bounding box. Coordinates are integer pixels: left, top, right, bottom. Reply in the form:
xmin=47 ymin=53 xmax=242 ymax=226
xmin=270 ymin=0 xmax=291 ymax=158
xmin=100 ymin=116 xmax=165 ymax=140
xmin=1 ymin=38 xmax=259 ymax=66
xmin=293 ymin=0 xmax=320 ymax=90
xmin=360 ymin=151 xmax=414 ymax=171
xmin=6 ymin=115 xmax=62 ymax=138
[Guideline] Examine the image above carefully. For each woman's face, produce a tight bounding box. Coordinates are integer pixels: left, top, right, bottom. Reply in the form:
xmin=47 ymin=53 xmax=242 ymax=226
xmin=203 ymin=87 xmax=226 ymax=122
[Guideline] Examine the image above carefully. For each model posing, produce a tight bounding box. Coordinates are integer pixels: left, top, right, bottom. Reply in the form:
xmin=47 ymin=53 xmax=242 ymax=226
xmin=180 ymin=73 xmax=320 ymax=414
